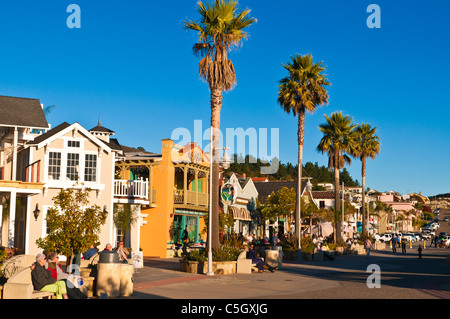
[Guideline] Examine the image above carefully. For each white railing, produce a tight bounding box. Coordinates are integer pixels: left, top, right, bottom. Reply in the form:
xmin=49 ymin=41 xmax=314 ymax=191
xmin=114 ymin=179 xmax=149 ymax=200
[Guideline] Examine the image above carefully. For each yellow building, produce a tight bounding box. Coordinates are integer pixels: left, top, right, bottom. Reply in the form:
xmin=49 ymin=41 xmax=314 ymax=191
xmin=115 ymin=139 xmax=209 ymax=258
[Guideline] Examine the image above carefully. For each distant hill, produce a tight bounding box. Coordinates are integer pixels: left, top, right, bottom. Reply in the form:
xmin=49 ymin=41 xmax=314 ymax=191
xmin=429 ymin=193 xmax=450 ymax=200
xmin=225 ymin=154 xmax=360 ymax=187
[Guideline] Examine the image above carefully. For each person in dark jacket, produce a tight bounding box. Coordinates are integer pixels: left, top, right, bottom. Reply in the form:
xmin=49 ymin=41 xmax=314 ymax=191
xmin=248 ymin=244 xmax=277 ymax=273
xmin=31 ymin=253 xmax=68 ymax=299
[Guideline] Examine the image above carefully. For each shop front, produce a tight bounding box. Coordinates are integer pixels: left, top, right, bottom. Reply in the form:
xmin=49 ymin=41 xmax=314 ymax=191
xmin=173 ymin=209 xmax=206 ymax=245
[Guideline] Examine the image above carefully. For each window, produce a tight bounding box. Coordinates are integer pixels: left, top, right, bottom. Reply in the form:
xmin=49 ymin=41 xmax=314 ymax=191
xmin=68 ymin=140 xmax=80 ymax=148
xmin=48 ymin=152 xmax=61 ymax=180
xmin=319 ymin=200 xmax=325 ymax=209
xmin=66 ymin=153 xmax=79 ymax=181
xmin=84 ymin=154 xmax=97 ymax=182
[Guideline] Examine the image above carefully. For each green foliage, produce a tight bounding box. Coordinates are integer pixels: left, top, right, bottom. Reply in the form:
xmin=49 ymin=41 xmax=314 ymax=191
xmin=221 ymin=233 xmax=245 ymax=249
xmin=0 ymin=249 xmax=7 ymax=279
xmin=261 ymin=187 xmax=298 ymax=221
xmin=113 ymin=204 xmax=137 ymax=232
xmin=212 ymin=245 xmax=241 ymax=262
xmin=225 ymin=156 xmax=360 ymax=187
xmin=36 ymin=184 xmax=107 ymax=259
xmin=281 ymin=235 xmax=316 ymax=254
xmin=184 ymin=249 xmax=207 ymax=262
xmin=183 ymin=244 xmax=242 ymax=262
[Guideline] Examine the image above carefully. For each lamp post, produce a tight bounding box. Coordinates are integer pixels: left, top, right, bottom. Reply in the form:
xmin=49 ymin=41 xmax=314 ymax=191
xmin=207 ymin=127 xmax=230 ymax=276
xmin=298 ymin=178 xmax=313 ymax=261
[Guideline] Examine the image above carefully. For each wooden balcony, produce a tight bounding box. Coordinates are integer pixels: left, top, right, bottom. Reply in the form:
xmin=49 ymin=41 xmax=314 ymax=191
xmin=174 ymin=189 xmax=208 ymax=211
xmin=114 ymin=179 xmax=156 ymax=205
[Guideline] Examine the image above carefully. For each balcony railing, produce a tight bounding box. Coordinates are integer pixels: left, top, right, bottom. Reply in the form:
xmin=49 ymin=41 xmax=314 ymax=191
xmin=174 ymin=190 xmax=208 ymax=207
xmin=114 ymin=179 xmax=152 ymax=201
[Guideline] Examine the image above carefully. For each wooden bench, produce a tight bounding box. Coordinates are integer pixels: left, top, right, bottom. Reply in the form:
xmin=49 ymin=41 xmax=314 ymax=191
xmin=236 ymin=251 xmax=264 ymax=274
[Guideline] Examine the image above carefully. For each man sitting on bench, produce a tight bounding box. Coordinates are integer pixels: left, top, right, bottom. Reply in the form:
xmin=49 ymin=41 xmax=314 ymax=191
xmin=31 ymin=253 xmax=68 ymax=299
xmin=248 ymin=244 xmax=277 ymax=273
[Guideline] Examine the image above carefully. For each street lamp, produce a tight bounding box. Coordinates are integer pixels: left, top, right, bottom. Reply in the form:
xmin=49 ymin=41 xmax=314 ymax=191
xmin=207 ymin=126 xmax=230 ymax=276
xmin=298 ymin=178 xmax=313 ymax=261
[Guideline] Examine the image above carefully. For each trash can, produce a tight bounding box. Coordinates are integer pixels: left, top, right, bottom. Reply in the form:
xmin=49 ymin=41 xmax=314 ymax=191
xmin=270 ymin=246 xmax=283 ymax=269
xmin=264 ymin=250 xmax=279 ymax=268
xmin=120 ymin=264 xmax=134 ymax=297
xmin=96 ymin=251 xmax=121 ymax=298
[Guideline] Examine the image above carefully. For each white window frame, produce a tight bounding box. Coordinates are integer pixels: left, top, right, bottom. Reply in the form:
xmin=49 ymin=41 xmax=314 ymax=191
xmin=43 ymin=138 xmax=102 ymax=190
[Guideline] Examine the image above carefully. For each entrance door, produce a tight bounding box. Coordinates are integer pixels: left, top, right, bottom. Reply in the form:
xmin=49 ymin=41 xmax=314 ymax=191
xmin=14 ymin=197 xmax=27 ymax=253
xmin=173 ymin=215 xmax=183 ymax=244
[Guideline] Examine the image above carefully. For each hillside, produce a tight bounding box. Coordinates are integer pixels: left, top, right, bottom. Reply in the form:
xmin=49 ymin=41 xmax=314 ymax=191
xmin=225 ymin=154 xmax=360 ymax=187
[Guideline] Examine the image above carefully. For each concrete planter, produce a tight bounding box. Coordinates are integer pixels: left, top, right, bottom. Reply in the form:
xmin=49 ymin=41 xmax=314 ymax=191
xmin=179 ymin=260 xmax=237 ymax=275
xmin=301 ymin=253 xmax=313 ymax=261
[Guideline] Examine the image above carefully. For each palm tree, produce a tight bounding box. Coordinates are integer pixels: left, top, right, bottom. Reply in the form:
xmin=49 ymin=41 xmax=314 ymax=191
xmin=317 ymin=111 xmax=356 ymax=243
xmin=184 ymin=0 xmax=256 ymax=249
xmin=352 ymin=123 xmax=380 ymax=237
xmin=277 ymin=54 xmax=330 ymax=242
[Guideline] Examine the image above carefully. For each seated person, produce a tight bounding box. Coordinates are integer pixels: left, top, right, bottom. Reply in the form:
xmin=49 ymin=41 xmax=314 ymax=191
xmin=31 ymin=253 xmax=68 ymax=299
xmin=83 ymin=244 xmax=98 ymax=260
xmin=248 ymin=244 xmax=277 ymax=273
xmin=102 ymin=243 xmax=112 ymax=252
xmin=46 ymin=252 xmax=87 ymax=299
xmin=114 ymin=241 xmax=130 ymax=263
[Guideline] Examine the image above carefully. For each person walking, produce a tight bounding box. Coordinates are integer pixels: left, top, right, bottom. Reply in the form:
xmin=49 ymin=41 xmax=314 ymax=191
xmin=392 ymin=234 xmax=397 ymax=253
xmin=401 ymin=237 xmax=407 ymax=254
xmin=181 ymin=228 xmax=189 ymax=256
xmin=364 ymin=238 xmax=373 ymax=258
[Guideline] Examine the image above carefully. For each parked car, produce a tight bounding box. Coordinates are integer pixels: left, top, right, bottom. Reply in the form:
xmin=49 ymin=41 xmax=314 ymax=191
xmin=380 ymin=233 xmax=392 ymax=243
xmin=420 ymin=232 xmax=431 ymax=240
xmin=401 ymin=233 xmax=417 ymax=242
xmin=414 ymin=233 xmax=425 ymax=241
xmin=444 ymin=217 xmax=449 ymax=222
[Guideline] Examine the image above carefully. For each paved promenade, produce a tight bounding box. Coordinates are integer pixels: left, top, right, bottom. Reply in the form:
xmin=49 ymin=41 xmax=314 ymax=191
xmin=125 ymin=244 xmax=450 ymax=300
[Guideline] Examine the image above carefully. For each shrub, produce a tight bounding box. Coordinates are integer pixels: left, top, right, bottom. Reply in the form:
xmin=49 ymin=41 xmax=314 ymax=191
xmin=183 ymin=245 xmax=241 ymax=262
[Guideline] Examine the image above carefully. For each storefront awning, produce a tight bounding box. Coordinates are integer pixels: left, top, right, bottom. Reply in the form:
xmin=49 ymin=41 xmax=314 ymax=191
xmin=174 ymin=209 xmax=206 ymax=217
xmin=229 ymin=206 xmax=251 ymax=221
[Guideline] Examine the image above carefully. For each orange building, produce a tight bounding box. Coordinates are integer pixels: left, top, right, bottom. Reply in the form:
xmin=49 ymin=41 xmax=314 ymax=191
xmin=116 ymin=139 xmax=210 ymax=258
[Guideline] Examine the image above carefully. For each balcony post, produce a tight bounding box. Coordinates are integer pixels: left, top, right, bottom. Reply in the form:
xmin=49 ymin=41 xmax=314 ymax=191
xmin=183 ymin=167 xmax=187 ymax=205
xmin=195 ymin=169 xmax=199 ymax=206
xmin=148 ymin=164 xmax=153 ymax=202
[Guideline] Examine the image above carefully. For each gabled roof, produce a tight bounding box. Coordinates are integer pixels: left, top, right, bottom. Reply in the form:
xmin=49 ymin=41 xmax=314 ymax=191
xmin=89 ymin=116 xmax=115 ymax=134
xmin=254 ymin=180 xmax=307 ymax=204
xmin=27 ymin=122 xmax=112 ymax=153
xmin=310 ymin=191 xmax=335 ymax=200
xmin=0 ymin=95 xmax=49 ymax=129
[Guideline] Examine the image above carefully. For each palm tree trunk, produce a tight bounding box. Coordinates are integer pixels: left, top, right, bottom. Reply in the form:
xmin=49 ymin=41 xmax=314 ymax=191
xmin=210 ymin=87 xmax=223 ymax=250
xmin=296 ymin=110 xmax=305 ymax=244
xmin=361 ymin=157 xmax=366 ymax=237
xmin=334 ymin=150 xmax=342 ymax=243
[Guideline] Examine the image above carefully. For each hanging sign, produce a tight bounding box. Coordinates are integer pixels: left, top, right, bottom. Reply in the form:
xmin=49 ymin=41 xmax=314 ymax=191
xmin=221 ymin=183 xmax=235 ymax=204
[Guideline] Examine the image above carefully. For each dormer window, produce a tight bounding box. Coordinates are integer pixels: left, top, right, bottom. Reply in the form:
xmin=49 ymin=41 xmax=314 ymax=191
xmin=68 ymin=140 xmax=80 ymax=148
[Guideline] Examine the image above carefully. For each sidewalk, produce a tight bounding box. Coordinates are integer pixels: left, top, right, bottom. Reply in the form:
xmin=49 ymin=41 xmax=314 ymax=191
xmin=123 ymin=253 xmax=378 ymax=299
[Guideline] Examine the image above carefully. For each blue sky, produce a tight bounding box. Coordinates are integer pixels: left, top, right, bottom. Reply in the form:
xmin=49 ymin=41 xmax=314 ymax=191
xmin=0 ymin=0 xmax=449 ymax=197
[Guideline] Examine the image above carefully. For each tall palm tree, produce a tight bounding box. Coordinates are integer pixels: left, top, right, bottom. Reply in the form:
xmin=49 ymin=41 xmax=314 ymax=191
xmin=184 ymin=0 xmax=256 ymax=249
xmin=317 ymin=111 xmax=356 ymax=243
xmin=352 ymin=123 xmax=380 ymax=237
xmin=277 ymin=54 xmax=330 ymax=242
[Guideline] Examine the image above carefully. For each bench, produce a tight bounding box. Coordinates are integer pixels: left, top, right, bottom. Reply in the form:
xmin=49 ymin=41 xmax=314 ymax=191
xmin=236 ymin=251 xmax=264 ymax=274
xmin=2 ymin=267 xmax=55 ymax=299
